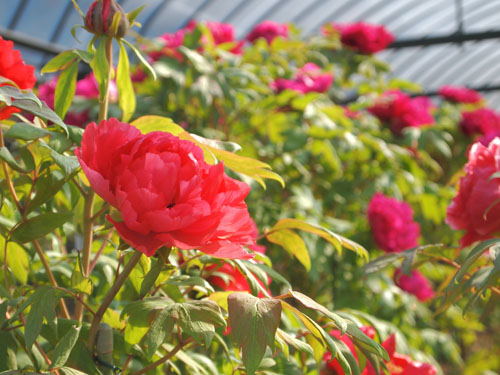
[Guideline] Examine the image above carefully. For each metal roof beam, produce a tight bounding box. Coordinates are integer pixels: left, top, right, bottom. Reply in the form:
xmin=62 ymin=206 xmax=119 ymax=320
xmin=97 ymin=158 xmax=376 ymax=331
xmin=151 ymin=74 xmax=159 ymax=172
xmin=0 ymin=27 xmax=66 ymax=55
xmin=389 ymin=30 xmax=500 ymax=49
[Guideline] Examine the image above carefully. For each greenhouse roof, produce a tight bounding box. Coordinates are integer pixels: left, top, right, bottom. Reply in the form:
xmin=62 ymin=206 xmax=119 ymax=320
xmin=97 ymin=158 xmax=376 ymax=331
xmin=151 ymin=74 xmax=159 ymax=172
xmin=2 ymin=0 xmax=500 ymax=106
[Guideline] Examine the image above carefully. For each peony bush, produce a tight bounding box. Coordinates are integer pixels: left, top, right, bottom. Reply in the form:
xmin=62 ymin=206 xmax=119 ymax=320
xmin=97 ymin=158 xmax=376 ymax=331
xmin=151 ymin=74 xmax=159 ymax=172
xmin=0 ymin=1 xmax=498 ymax=374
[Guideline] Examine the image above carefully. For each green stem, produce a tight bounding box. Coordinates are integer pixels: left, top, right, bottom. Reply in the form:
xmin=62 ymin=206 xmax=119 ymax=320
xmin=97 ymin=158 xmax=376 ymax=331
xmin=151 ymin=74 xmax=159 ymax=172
xmin=75 ymin=36 xmax=114 ymax=322
xmin=87 ymin=251 xmax=142 ymax=354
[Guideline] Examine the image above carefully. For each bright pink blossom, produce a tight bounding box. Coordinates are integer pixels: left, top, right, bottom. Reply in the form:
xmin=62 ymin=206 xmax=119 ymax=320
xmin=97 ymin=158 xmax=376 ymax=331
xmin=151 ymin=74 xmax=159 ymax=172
xmin=75 ymin=118 xmax=256 ymax=258
xmin=367 ymin=193 xmax=420 ymax=253
xmin=0 ymin=36 xmax=36 ymax=120
xmin=394 ymin=268 xmax=435 ymax=301
xmin=246 ymin=20 xmax=289 ymax=44
xmin=368 ymin=90 xmax=435 ymax=134
xmin=446 ymin=138 xmax=500 ymax=246
xmin=438 ymin=85 xmax=482 ymax=104
xmin=459 ymin=108 xmax=500 ymax=136
xmin=205 ymin=21 xmax=244 ymax=54
xmin=323 ymin=22 xmax=394 ymax=54
xmin=271 ymin=63 xmax=333 ymax=94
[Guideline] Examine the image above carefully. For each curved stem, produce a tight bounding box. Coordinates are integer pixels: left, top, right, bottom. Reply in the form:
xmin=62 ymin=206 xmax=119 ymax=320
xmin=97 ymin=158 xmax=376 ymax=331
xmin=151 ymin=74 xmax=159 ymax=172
xmin=87 ymin=251 xmax=142 ymax=354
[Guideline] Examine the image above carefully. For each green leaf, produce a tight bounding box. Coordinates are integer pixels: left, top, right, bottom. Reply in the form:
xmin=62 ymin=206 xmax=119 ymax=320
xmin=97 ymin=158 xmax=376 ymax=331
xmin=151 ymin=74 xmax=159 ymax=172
xmin=276 ymin=329 xmax=313 ymax=356
xmin=131 ymin=115 xmax=185 ymax=135
xmin=228 ymin=293 xmax=282 ymax=375
xmin=122 ymin=39 xmax=157 ymax=80
xmin=144 ymin=306 xmax=175 ymax=359
xmin=25 ymin=286 xmax=58 ymax=349
xmin=12 ymin=99 xmax=67 ymax=133
xmin=55 ymin=60 xmax=79 ymax=120
xmin=71 ymin=256 xmax=93 ymax=295
xmin=70 ymin=0 xmax=85 ymax=19
xmin=91 ymin=37 xmax=109 ymax=101
xmin=266 ymin=229 xmax=310 ymax=271
xmin=0 ymin=147 xmax=31 ymax=173
xmin=0 ymin=236 xmax=29 ymax=284
xmin=269 ymin=218 xmax=368 ymax=259
xmin=0 ymin=85 xmax=42 ymax=108
xmin=178 ymin=46 xmax=213 ymax=74
xmin=288 ymin=290 xmax=347 ymax=334
xmin=126 ymin=5 xmax=146 ymax=25
xmin=49 ymin=325 xmax=81 ymax=369
xmin=60 ymin=367 xmax=89 ymax=375
xmin=41 ymin=51 xmax=77 ymax=74
xmin=4 ymin=122 xmax=50 ymax=140
xmin=140 ymin=258 xmax=164 ymax=298
xmin=11 ymin=211 xmax=73 ymax=243
xmin=47 ymin=147 xmax=80 ymax=176
xmin=0 ymin=332 xmax=17 ymax=371
xmin=117 ymin=41 xmax=136 ymax=122
xmin=26 ymin=173 xmax=68 ymax=214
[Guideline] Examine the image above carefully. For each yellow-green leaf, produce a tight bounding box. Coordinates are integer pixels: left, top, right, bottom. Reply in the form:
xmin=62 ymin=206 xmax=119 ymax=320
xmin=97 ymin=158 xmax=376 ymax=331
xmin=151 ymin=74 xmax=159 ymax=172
xmin=71 ymin=256 xmax=93 ymax=295
xmin=54 ymin=60 xmax=78 ymax=120
xmin=0 ymin=235 xmax=29 ymax=284
xmin=117 ymin=41 xmax=135 ymax=122
xmin=266 ymin=229 xmax=310 ymax=271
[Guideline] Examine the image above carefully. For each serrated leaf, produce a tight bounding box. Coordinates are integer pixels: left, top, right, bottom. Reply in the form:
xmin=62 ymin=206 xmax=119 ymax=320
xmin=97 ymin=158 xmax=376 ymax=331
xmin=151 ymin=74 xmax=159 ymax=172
xmin=49 ymin=325 xmax=81 ymax=369
xmin=117 ymin=41 xmax=135 ymax=122
xmin=266 ymin=229 xmax=310 ymax=271
xmin=55 ymin=60 xmax=79 ymax=120
xmin=11 ymin=212 xmax=73 ymax=243
xmin=269 ymin=218 xmax=368 ymax=259
xmin=0 ymin=147 xmax=31 ymax=173
xmin=4 ymin=122 xmax=50 ymax=140
xmin=228 ymin=293 xmax=281 ymax=375
xmin=41 ymin=51 xmax=77 ymax=74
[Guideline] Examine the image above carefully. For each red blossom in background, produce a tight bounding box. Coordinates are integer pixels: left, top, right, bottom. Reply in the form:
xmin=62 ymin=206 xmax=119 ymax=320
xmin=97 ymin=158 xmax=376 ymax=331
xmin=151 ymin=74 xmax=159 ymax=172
xmin=75 ymin=118 xmax=256 ymax=258
xmin=438 ymin=85 xmax=483 ymax=104
xmin=37 ymin=73 xmax=117 ymax=127
xmin=446 ymin=138 xmax=500 ymax=246
xmin=368 ymin=90 xmax=435 ymax=134
xmin=367 ymin=193 xmax=420 ymax=253
xmin=322 ymin=330 xmax=359 ymax=375
xmin=393 ymin=268 xmax=435 ymax=301
xmin=0 ymin=36 xmax=36 ymax=120
xmin=246 ymin=20 xmax=289 ymax=44
xmin=323 ymin=22 xmax=394 ymax=54
xmin=271 ymin=63 xmax=333 ymax=94
xmin=459 ymin=108 xmax=500 ymax=137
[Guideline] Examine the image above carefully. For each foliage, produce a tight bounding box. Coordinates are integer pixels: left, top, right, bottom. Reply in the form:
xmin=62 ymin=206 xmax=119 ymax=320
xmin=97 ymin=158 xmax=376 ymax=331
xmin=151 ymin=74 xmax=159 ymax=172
xmin=0 ymin=2 xmax=498 ymax=375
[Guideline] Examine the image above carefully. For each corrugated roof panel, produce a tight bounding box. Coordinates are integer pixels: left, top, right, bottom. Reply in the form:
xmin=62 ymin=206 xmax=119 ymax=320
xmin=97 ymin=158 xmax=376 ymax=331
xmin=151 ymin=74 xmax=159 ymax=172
xmin=463 ymin=0 xmax=500 ymax=31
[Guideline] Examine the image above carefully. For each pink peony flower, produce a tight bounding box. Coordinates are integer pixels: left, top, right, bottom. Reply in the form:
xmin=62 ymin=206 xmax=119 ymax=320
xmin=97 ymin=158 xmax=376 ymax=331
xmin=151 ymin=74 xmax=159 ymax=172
xmin=446 ymin=138 xmax=500 ymax=246
xmin=367 ymin=193 xmax=420 ymax=253
xmin=271 ymin=63 xmax=333 ymax=94
xmin=205 ymin=21 xmax=244 ymax=54
xmin=0 ymin=36 xmax=36 ymax=120
xmin=438 ymin=85 xmax=482 ymax=104
xmin=246 ymin=20 xmax=289 ymax=44
xmin=323 ymin=22 xmax=394 ymax=54
xmin=393 ymin=268 xmax=435 ymax=301
xmin=459 ymin=108 xmax=500 ymax=136
xmin=368 ymin=90 xmax=435 ymax=134
xmin=75 ymin=118 xmax=256 ymax=258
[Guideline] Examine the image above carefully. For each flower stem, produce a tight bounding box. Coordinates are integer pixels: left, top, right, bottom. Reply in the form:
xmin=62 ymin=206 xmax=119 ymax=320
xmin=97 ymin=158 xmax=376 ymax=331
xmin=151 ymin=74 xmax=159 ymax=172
xmin=87 ymin=251 xmax=142 ymax=354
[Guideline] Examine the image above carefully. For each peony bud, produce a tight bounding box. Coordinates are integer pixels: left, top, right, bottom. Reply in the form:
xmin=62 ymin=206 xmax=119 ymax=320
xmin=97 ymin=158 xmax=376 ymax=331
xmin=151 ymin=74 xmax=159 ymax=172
xmin=85 ymin=0 xmax=130 ymax=38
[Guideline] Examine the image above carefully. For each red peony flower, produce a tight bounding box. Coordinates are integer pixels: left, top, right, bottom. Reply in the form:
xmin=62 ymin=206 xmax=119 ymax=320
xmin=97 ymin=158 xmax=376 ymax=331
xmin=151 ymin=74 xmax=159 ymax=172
xmin=246 ymin=20 xmax=289 ymax=44
xmin=0 ymin=36 xmax=36 ymax=120
xmin=393 ymin=268 xmax=435 ymax=301
xmin=367 ymin=193 xmax=420 ymax=253
xmin=446 ymin=138 xmax=500 ymax=246
xmin=75 ymin=118 xmax=256 ymax=258
xmin=323 ymin=22 xmax=394 ymax=54
xmin=368 ymin=90 xmax=434 ymax=134
xmin=459 ymin=108 xmax=500 ymax=136
xmin=271 ymin=63 xmax=333 ymax=94
xmin=438 ymin=85 xmax=482 ymax=104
